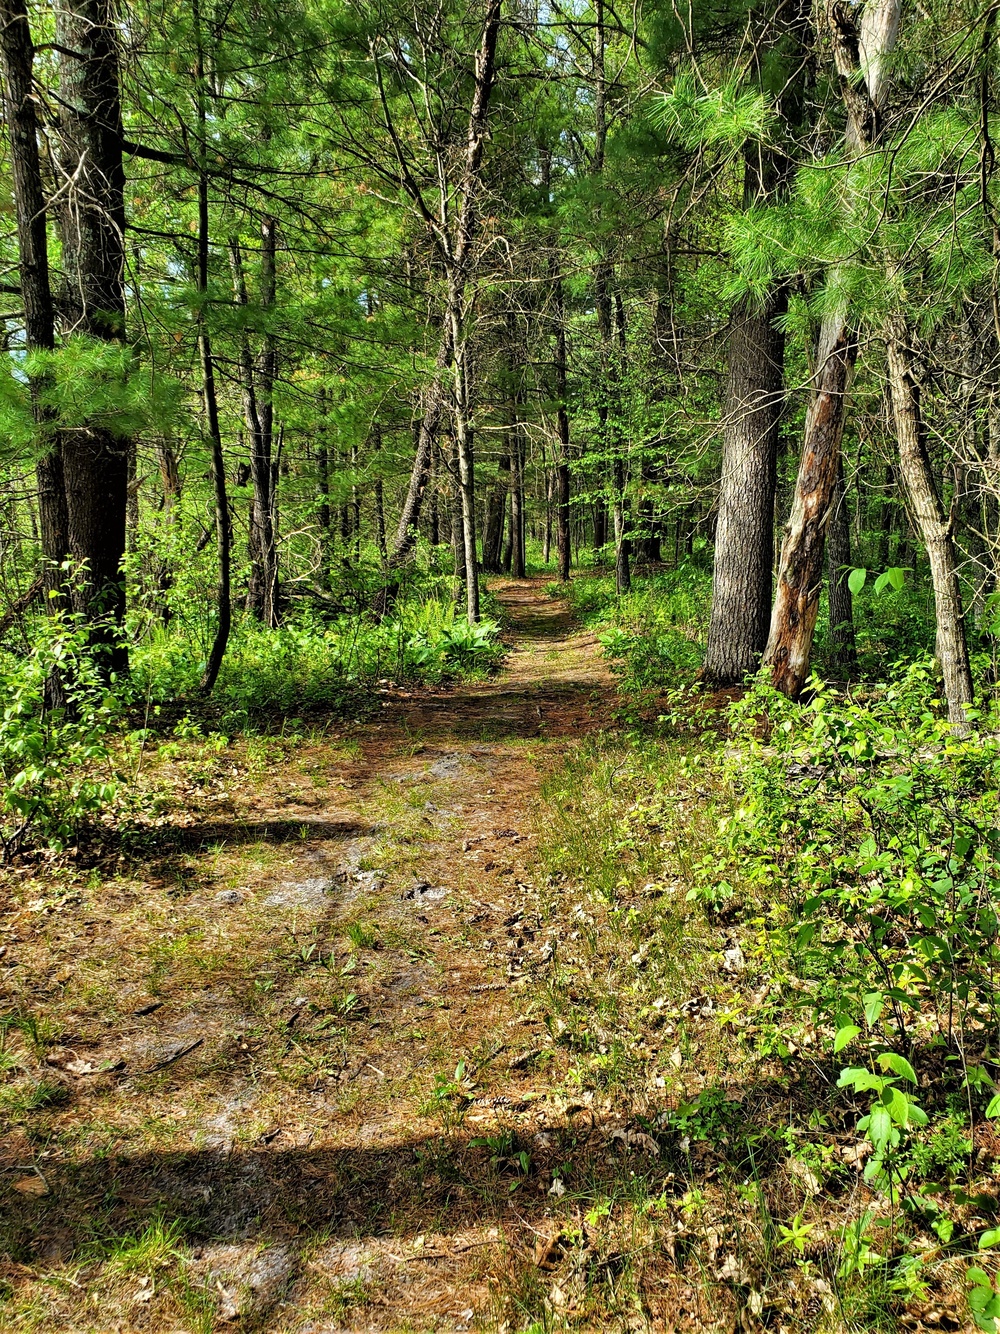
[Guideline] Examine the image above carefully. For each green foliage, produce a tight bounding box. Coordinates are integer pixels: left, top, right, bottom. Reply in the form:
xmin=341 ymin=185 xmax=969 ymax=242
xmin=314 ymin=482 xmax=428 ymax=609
xmin=717 ymin=664 xmax=1000 ymax=1065
xmin=561 ymin=565 xmax=709 ymax=696
xmin=0 ymin=610 xmax=119 ymax=858
xmin=401 ymin=600 xmax=503 ymax=677
xmin=130 ymin=596 xmax=502 ymax=721
xmin=652 ymin=73 xmax=771 ymax=151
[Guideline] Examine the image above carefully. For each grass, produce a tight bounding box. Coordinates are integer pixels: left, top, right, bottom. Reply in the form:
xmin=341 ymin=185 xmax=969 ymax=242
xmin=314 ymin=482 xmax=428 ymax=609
xmin=102 ymin=1216 xmax=189 ymax=1274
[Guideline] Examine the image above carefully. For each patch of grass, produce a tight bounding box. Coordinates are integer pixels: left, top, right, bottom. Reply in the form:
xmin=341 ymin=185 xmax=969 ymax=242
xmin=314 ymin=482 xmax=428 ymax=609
xmin=0 ymin=1078 xmax=69 ymax=1117
xmin=101 ymin=1215 xmax=189 ymax=1275
xmin=345 ymin=920 xmax=379 ymax=951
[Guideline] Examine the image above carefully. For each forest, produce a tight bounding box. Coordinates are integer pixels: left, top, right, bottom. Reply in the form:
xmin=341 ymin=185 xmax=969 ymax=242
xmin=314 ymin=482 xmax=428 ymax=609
xmin=3 ymin=0 xmax=1000 ymax=1330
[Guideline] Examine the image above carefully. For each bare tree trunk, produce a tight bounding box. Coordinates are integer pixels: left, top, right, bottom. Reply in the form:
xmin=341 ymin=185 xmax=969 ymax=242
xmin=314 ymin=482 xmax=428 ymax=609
xmin=887 ymin=316 xmax=973 ymax=728
xmin=193 ymin=0 xmax=229 ymax=695
xmin=511 ymin=419 xmax=525 ymax=580
xmin=55 ymin=0 xmax=129 ymax=675
xmin=316 ymin=430 xmax=331 ymax=580
xmin=380 ymin=0 xmax=501 ymax=617
xmin=229 ymin=227 xmax=278 ymax=626
xmin=198 ymin=190 xmax=230 ymax=695
xmin=551 ymin=265 xmax=572 ymax=582
xmin=449 ymin=431 xmax=466 ymax=591
xmin=386 ymin=330 xmax=453 ymax=578
xmin=703 ymin=293 xmax=787 ymax=682
xmin=764 ymin=315 xmax=854 ymax=693
xmin=543 ymin=457 xmax=552 ymax=565
xmin=596 ymin=262 xmax=630 ymax=593
xmin=450 ymin=302 xmax=479 ymax=621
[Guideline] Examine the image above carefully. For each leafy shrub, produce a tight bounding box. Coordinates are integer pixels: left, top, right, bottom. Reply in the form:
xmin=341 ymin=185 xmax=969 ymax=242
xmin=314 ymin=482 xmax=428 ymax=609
xmin=0 ymin=612 xmax=118 ymax=858
xmin=715 ymin=665 xmax=1000 ymax=1054
xmin=401 ymin=599 xmax=502 ymax=677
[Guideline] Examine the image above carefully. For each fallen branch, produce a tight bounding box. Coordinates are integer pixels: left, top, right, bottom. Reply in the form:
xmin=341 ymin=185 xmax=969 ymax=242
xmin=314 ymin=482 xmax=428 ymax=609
xmin=0 ymin=574 xmax=44 ymax=637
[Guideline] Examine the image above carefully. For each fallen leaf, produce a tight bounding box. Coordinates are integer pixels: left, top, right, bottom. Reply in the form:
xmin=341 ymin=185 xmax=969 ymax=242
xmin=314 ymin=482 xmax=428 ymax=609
xmin=12 ymin=1176 xmax=47 ymax=1196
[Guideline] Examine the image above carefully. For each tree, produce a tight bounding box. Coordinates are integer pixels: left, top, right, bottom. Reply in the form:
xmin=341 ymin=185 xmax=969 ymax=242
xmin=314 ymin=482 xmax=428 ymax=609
xmin=763 ymin=0 xmax=902 ymax=697
xmin=55 ymin=0 xmax=131 ymax=675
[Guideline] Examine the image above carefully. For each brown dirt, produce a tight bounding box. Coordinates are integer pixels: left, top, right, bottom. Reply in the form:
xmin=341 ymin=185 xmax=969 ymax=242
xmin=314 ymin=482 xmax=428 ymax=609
xmin=0 ymin=578 xmax=631 ymax=1333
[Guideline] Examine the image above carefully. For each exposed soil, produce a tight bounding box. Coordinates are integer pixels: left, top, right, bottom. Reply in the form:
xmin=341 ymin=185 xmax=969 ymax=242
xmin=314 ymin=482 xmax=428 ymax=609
xmin=0 ymin=578 xmax=636 ymax=1333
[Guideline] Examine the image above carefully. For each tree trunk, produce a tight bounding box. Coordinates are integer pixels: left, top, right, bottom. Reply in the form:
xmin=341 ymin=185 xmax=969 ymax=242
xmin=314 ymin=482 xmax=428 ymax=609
xmin=764 ymin=314 xmax=854 ymax=694
xmin=229 ymin=226 xmax=278 ymax=626
xmin=887 ymin=316 xmax=973 ymax=729
xmin=316 ymin=435 xmax=331 ymax=579
xmin=763 ymin=0 xmax=903 ymax=694
xmin=613 ymin=456 xmax=631 ymax=594
xmin=482 ymin=454 xmax=509 ymax=573
xmin=543 ymin=460 xmax=552 ymax=565
xmin=511 ymin=420 xmax=526 ymax=580
xmin=380 ymin=0 xmax=500 ymax=616
xmin=55 ymin=0 xmax=129 ymax=675
xmin=386 ymin=329 xmax=453 ymax=572
xmin=596 ymin=262 xmax=629 ymax=593
xmin=551 ymin=265 xmax=572 ymax=582
xmin=0 ymin=0 xmax=69 ymax=618
xmin=826 ymin=456 xmax=858 ymax=677
xmin=193 ymin=2 xmax=229 ymax=695
xmin=703 ymin=293 xmax=787 ymax=682
xmin=449 ymin=432 xmax=466 ymax=590
xmin=449 ymin=304 xmax=479 ymax=621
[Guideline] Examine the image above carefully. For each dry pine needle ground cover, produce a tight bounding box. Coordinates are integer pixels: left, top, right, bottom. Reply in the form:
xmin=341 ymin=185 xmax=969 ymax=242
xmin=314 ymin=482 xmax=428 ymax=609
xmin=0 ymin=580 xmax=983 ymax=1333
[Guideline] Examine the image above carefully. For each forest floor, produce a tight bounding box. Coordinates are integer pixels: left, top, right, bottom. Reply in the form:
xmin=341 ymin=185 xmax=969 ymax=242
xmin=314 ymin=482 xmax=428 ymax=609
xmin=0 ymin=580 xmax=973 ymax=1333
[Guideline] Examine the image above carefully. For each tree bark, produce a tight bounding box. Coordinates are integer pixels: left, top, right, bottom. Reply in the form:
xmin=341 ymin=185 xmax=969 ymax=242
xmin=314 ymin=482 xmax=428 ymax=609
xmin=55 ymin=0 xmax=129 ymax=675
xmin=449 ymin=304 xmax=479 ymax=620
xmin=764 ymin=314 xmax=854 ymax=693
xmin=703 ymin=293 xmax=787 ymax=682
xmin=482 ymin=454 xmax=509 ymax=573
xmin=551 ymin=267 xmax=572 ymax=582
xmin=510 ymin=417 xmax=526 ymax=580
xmin=887 ymin=316 xmax=973 ymax=728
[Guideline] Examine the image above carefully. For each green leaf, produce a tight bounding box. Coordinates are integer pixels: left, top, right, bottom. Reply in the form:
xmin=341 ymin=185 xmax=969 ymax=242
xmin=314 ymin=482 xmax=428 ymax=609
xmin=864 ymin=993 xmax=885 ymax=1026
xmin=970 ymin=1286 xmax=994 ymax=1313
xmin=838 ymin=1066 xmax=884 ymax=1093
xmin=834 ymin=1024 xmax=862 ymax=1053
xmin=878 ymin=1052 xmax=917 ymax=1084
xmin=980 ymin=1229 xmax=1000 ymax=1250
xmin=967 ymin=1268 xmax=993 ymax=1288
xmin=985 ymin=1094 xmax=1000 ymax=1119
xmin=869 ymin=1103 xmax=892 ymax=1148
xmin=874 ymin=572 xmax=890 ymax=594
xmin=886 ymin=566 xmax=906 ymax=591
xmin=847 ymin=567 xmax=867 ymax=595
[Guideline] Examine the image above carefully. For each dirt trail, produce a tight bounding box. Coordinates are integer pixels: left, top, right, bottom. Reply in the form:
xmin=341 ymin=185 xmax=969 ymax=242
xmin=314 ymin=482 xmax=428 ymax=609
xmin=1 ymin=578 xmax=621 ymax=1332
